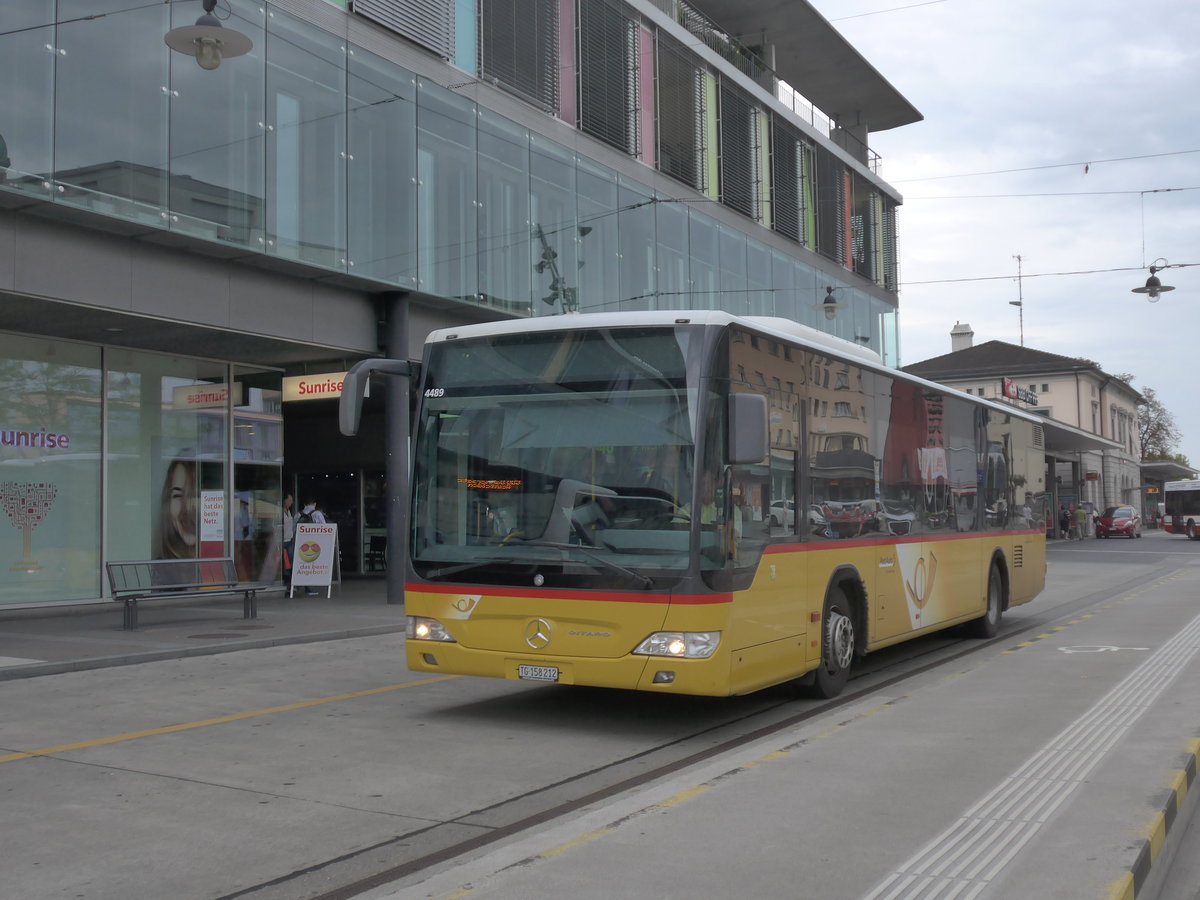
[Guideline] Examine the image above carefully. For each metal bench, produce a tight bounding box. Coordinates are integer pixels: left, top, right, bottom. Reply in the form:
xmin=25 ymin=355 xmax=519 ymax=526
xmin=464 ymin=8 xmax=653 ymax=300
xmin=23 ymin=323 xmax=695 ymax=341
xmin=105 ymin=558 xmax=269 ymax=630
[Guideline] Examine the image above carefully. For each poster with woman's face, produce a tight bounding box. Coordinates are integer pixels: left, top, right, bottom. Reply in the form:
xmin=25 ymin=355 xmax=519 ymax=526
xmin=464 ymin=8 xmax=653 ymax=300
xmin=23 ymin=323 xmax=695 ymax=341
xmin=156 ymin=457 xmax=198 ymax=559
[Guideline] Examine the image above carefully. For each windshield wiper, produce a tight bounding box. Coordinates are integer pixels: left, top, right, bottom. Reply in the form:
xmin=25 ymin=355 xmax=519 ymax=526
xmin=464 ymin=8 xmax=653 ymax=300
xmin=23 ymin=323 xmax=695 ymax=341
xmin=514 ymin=540 xmax=654 ymax=589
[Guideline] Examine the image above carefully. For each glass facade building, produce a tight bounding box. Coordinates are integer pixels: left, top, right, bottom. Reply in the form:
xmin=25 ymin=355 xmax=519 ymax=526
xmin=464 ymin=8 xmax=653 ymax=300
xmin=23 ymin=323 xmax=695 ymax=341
xmin=0 ymin=0 xmax=916 ymax=605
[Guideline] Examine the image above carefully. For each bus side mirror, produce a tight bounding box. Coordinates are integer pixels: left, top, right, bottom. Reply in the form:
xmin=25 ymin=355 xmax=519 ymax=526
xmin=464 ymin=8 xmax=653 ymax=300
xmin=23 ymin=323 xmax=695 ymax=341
xmin=338 ymin=358 xmax=417 ymax=436
xmin=728 ymin=392 xmax=768 ymax=465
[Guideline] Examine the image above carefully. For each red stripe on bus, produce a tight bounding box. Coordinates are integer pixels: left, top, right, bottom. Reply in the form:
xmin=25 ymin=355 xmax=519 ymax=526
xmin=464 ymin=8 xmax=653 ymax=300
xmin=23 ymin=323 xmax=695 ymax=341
xmin=406 ymin=583 xmax=731 ymax=605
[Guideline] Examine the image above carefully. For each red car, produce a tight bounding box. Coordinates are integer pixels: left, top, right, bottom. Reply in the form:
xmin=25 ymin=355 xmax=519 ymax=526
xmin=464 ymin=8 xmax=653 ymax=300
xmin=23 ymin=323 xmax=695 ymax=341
xmin=1095 ymin=505 xmax=1142 ymax=538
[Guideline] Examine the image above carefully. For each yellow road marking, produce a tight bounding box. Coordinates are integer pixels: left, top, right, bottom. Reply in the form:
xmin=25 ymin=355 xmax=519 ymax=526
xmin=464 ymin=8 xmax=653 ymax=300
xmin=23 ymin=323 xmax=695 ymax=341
xmin=0 ymin=674 xmax=458 ymax=764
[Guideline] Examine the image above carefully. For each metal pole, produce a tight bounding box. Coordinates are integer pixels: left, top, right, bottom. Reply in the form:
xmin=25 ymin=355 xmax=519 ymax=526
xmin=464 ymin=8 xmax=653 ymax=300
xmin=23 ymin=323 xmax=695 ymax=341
xmin=1013 ymin=254 xmax=1024 ymax=346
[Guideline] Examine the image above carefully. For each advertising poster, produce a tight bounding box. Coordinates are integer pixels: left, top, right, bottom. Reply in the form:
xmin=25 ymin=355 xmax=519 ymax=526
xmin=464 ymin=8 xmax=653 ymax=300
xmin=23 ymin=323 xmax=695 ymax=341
xmin=290 ymin=523 xmax=338 ymax=597
xmin=200 ymin=489 xmax=225 ymax=558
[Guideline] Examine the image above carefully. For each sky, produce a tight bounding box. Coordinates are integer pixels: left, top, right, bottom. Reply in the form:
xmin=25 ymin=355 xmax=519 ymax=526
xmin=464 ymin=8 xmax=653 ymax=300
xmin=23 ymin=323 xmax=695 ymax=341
xmin=807 ymin=0 xmax=1200 ymax=467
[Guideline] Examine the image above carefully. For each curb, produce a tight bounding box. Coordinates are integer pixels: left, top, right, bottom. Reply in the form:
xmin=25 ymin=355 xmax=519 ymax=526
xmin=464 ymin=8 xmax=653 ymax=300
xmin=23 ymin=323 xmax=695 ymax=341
xmin=0 ymin=624 xmax=407 ymax=682
xmin=1108 ymin=737 xmax=1200 ymax=900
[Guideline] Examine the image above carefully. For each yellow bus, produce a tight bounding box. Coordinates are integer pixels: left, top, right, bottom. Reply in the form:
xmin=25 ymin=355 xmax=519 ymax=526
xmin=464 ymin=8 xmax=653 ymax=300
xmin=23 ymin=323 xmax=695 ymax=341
xmin=390 ymin=311 xmax=1046 ymax=697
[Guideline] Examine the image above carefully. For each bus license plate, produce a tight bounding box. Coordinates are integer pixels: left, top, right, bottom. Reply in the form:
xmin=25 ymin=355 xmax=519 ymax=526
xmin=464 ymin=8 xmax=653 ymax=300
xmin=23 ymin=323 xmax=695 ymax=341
xmin=518 ymin=664 xmax=559 ymax=682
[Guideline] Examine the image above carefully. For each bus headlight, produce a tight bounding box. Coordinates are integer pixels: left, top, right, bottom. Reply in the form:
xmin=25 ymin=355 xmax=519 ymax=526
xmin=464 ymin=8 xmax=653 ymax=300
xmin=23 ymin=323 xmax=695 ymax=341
xmin=633 ymin=631 xmax=720 ymax=659
xmin=406 ymin=616 xmax=456 ymax=642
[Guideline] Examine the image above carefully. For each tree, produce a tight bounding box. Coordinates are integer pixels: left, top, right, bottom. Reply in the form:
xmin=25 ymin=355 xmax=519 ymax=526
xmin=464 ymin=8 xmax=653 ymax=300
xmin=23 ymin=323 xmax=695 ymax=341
xmin=1135 ymin=386 xmax=1181 ymax=460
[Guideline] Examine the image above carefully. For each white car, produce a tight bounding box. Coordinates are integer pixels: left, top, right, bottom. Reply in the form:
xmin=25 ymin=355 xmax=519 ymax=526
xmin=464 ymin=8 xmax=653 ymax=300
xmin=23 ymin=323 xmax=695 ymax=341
xmin=769 ymin=501 xmax=829 ymax=534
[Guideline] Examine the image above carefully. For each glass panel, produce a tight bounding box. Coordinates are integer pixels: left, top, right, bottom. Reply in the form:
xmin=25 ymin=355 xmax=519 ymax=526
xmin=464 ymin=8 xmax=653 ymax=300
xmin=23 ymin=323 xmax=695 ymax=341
xmin=478 ymin=112 xmax=531 ymax=314
xmin=0 ymin=335 xmax=102 ymax=604
xmin=688 ymin=212 xmax=719 ymax=309
xmin=618 ymin=177 xmax=655 ymax=310
xmin=576 ymin=157 xmax=618 ymax=313
xmin=877 ymin=375 xmax=922 ymax=538
xmin=417 ymin=79 xmax=477 ymax=301
xmin=718 ymin=224 xmax=746 ymax=315
xmin=169 ymin=0 xmax=265 ymax=248
xmin=805 ymin=353 xmax=879 ymax=541
xmin=55 ymin=0 xmax=170 ymax=224
xmin=770 ymin=249 xmax=797 ymax=321
xmin=233 ymin=367 xmax=283 ymax=582
xmin=795 ymin=262 xmax=819 ymax=329
xmin=0 ymin=1 xmax=55 ymax=199
xmin=347 ymin=46 xmax=417 ymax=285
xmin=105 ymin=351 xmax=228 ymax=567
xmin=266 ymin=8 xmax=346 ymax=269
xmin=530 ymin=137 xmax=577 ymax=318
xmin=746 ymin=238 xmax=772 ymax=315
xmin=655 ymin=200 xmax=689 ymax=310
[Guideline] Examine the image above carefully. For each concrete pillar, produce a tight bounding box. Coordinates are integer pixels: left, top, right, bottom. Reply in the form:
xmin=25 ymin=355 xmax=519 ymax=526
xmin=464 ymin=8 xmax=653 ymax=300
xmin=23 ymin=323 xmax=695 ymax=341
xmin=379 ymin=292 xmax=411 ymax=606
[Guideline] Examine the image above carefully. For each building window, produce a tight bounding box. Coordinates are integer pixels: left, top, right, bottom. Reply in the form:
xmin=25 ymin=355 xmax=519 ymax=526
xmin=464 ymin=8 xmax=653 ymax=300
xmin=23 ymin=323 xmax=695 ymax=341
xmin=578 ymin=0 xmax=639 ymax=157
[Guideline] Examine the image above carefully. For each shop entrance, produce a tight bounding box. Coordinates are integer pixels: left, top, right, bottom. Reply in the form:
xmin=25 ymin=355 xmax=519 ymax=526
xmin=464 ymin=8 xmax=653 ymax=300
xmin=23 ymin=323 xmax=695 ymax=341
xmin=294 ymin=471 xmax=386 ymax=576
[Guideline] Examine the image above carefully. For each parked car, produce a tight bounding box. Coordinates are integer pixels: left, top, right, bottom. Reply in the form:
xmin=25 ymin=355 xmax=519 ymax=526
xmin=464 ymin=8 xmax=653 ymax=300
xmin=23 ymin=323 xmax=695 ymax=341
xmin=768 ymin=499 xmax=794 ymax=527
xmin=1095 ymin=505 xmax=1142 ymax=538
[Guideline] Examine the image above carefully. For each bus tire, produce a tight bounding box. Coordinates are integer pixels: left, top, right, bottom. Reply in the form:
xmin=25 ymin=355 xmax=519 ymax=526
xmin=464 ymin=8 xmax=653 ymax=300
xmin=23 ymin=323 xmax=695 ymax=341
xmin=966 ymin=562 xmax=1003 ymax=639
xmin=808 ymin=585 xmax=856 ymax=699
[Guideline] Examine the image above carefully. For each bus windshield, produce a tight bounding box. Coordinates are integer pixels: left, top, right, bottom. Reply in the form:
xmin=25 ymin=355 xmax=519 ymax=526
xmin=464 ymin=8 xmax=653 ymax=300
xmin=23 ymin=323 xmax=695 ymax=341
xmin=410 ymin=326 xmax=702 ymax=588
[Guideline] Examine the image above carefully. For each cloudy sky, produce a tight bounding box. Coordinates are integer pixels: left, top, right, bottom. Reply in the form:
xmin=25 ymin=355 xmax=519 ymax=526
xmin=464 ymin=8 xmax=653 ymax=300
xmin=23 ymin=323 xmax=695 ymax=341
xmin=809 ymin=0 xmax=1200 ymax=467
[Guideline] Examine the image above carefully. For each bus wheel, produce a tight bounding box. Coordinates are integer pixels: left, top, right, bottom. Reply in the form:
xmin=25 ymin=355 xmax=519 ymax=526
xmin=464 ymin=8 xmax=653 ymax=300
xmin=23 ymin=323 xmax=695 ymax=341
xmin=809 ymin=587 xmax=855 ymax=698
xmin=966 ymin=564 xmax=1003 ymax=639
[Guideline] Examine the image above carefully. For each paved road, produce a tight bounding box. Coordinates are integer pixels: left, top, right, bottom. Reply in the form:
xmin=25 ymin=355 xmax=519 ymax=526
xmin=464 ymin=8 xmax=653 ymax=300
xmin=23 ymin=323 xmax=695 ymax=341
xmin=2 ymin=530 xmax=1198 ymax=900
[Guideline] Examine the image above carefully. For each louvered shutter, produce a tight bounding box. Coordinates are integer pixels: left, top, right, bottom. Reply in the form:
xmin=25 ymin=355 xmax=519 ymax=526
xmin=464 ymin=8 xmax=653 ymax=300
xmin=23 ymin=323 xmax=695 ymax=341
xmin=656 ymin=39 xmax=704 ymax=191
xmin=718 ymin=83 xmax=757 ymax=219
xmin=578 ymin=0 xmax=638 ymax=156
xmin=813 ymin=144 xmax=845 ymax=265
xmin=770 ymin=117 xmax=800 ymax=241
xmin=352 ymin=0 xmax=454 ymax=59
xmin=479 ymin=0 xmax=559 ymax=111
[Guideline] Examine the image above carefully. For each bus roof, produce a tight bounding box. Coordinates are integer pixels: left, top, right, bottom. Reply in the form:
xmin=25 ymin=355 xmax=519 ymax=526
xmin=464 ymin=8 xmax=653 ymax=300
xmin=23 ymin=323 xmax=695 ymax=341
xmin=426 ymin=310 xmax=882 ymax=360
xmin=424 ymin=310 xmax=1046 ymax=427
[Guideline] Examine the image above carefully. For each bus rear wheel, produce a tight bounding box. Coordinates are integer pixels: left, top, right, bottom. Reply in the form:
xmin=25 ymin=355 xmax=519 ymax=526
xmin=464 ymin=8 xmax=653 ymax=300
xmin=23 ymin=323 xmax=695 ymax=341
xmin=809 ymin=586 xmax=856 ymax=699
xmin=966 ymin=563 xmax=1003 ymax=639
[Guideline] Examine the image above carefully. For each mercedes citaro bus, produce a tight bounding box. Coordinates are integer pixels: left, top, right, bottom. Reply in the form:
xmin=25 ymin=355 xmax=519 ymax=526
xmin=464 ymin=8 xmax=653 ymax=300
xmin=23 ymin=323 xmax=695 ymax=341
xmin=342 ymin=311 xmax=1046 ymax=697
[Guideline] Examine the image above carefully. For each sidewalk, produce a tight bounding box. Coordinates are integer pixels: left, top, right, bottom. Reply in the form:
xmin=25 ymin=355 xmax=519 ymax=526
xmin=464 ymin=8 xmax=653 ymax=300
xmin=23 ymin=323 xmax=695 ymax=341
xmin=0 ymin=578 xmax=405 ymax=681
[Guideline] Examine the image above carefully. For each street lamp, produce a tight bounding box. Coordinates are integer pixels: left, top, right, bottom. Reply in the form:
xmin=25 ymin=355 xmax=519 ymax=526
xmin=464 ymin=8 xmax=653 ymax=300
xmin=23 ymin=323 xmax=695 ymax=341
xmin=165 ymin=0 xmax=253 ymax=71
xmin=815 ymin=286 xmax=842 ymax=321
xmin=1131 ymin=259 xmax=1180 ymax=302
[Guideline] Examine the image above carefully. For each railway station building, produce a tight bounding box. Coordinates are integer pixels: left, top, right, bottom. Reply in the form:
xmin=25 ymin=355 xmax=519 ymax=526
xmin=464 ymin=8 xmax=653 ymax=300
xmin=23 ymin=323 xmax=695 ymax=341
xmin=0 ymin=0 xmax=920 ymax=607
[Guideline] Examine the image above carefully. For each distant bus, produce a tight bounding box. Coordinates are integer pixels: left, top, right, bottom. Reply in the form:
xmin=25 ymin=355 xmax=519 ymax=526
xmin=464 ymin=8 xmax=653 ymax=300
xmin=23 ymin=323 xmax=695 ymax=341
xmin=354 ymin=311 xmax=1047 ymax=698
xmin=1163 ymin=480 xmax=1200 ymax=539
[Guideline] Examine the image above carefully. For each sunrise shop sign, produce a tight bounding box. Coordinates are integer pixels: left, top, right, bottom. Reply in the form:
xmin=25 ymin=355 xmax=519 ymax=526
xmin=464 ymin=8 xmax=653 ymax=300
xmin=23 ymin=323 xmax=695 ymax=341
xmin=283 ymin=372 xmax=367 ymax=402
